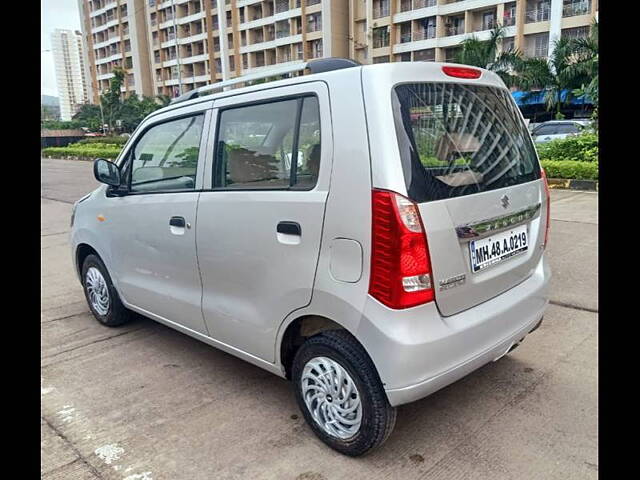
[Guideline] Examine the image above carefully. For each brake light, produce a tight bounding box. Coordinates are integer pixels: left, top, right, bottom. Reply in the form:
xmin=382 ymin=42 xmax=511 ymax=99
xmin=541 ymin=168 xmax=551 ymax=248
xmin=369 ymin=190 xmax=434 ymax=309
xmin=442 ymin=66 xmax=482 ymax=79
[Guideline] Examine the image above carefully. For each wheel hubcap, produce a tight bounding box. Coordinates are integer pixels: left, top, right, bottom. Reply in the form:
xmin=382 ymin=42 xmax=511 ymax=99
xmin=85 ymin=267 xmax=110 ymax=316
xmin=301 ymin=356 xmax=362 ymax=439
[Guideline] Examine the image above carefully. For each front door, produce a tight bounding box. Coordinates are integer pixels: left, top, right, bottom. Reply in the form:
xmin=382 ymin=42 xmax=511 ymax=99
xmin=106 ymin=108 xmax=211 ymax=334
xmin=196 ymin=83 xmax=332 ymax=361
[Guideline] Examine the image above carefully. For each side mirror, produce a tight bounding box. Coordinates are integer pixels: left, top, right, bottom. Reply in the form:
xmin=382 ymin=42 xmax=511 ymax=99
xmin=94 ymin=158 xmax=121 ymax=187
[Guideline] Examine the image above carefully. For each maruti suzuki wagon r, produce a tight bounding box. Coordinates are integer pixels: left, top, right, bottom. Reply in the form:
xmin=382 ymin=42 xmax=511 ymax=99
xmin=71 ymin=59 xmax=550 ymax=456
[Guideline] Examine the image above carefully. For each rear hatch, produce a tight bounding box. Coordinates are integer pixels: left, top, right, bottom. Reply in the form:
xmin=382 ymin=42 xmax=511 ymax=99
xmin=391 ymin=80 xmax=545 ymax=316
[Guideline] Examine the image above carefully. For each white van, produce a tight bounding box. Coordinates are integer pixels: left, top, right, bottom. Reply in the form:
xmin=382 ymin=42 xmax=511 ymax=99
xmin=71 ymin=59 xmax=551 ymax=456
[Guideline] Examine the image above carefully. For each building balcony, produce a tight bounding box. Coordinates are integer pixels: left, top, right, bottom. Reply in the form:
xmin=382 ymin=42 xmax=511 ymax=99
xmin=563 ymin=1 xmax=591 ymax=17
xmin=445 ymin=25 xmax=464 ymax=36
xmin=400 ymin=32 xmax=412 ymax=43
xmin=525 ymin=8 xmax=550 ymax=23
xmin=503 ymin=15 xmax=516 ymax=26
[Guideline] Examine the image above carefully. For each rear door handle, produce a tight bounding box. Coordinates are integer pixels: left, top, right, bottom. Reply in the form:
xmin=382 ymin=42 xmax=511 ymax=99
xmin=170 ymin=216 xmax=186 ymax=228
xmin=277 ymin=221 xmax=301 ymax=236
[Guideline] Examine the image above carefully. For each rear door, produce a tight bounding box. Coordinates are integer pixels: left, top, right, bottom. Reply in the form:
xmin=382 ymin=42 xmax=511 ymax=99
xmin=391 ymin=81 xmax=546 ymax=316
xmin=196 ymin=82 xmax=331 ymax=361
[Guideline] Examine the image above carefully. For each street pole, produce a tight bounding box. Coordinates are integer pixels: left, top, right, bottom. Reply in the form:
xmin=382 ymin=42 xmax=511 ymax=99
xmin=217 ymin=0 xmax=230 ymax=83
xmin=171 ymin=0 xmax=183 ymax=97
xmin=99 ymin=94 xmax=106 ymax=135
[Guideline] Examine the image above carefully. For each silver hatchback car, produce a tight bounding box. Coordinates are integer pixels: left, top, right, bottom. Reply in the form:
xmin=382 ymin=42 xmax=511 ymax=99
xmin=71 ymin=59 xmax=550 ymax=456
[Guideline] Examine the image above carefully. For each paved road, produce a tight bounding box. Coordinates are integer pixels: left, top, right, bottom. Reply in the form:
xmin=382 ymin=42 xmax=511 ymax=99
xmin=41 ymin=158 xmax=598 ymax=480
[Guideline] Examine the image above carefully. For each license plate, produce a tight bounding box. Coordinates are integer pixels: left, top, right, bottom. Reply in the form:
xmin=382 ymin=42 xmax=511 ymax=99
xmin=469 ymin=224 xmax=529 ymax=273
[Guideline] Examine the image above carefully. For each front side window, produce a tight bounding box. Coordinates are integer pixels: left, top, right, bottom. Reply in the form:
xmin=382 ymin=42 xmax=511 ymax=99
xmin=128 ymin=114 xmax=204 ymax=193
xmin=392 ymin=83 xmax=540 ymax=202
xmin=214 ymin=96 xmax=321 ymax=189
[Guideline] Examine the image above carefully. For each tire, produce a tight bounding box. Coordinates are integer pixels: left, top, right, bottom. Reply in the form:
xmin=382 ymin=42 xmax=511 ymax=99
xmin=81 ymin=254 xmax=132 ymax=327
xmin=292 ymin=329 xmax=396 ymax=456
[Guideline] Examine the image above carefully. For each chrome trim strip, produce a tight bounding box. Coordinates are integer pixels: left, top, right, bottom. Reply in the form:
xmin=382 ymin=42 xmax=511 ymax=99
xmin=455 ymin=203 xmax=541 ymax=239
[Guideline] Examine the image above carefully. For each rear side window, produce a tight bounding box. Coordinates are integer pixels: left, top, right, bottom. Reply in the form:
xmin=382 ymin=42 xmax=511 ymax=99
xmin=392 ymin=83 xmax=540 ymax=203
xmin=214 ymin=96 xmax=321 ymax=190
xmin=129 ymin=115 xmax=204 ymax=193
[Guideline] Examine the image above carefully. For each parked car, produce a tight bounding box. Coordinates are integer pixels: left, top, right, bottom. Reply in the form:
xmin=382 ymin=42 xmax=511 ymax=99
xmin=71 ymin=60 xmax=551 ymax=456
xmin=531 ymin=119 xmax=591 ymax=143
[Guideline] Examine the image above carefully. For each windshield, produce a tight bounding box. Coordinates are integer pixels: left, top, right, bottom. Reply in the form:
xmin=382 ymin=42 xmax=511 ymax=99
xmin=392 ymin=83 xmax=541 ymax=203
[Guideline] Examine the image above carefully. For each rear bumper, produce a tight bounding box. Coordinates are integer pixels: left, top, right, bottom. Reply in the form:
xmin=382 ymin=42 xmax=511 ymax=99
xmin=357 ymin=254 xmax=550 ymax=407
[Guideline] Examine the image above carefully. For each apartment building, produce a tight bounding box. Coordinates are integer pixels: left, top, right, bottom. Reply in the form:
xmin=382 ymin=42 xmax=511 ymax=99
xmin=349 ymin=0 xmax=598 ymax=65
xmin=147 ymin=0 xmax=349 ymax=98
xmin=51 ymin=29 xmax=89 ymax=121
xmin=77 ymin=0 xmax=596 ymax=103
xmin=77 ymin=0 xmax=154 ymax=103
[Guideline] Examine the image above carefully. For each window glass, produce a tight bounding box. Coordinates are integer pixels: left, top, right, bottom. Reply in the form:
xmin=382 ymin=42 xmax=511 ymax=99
xmin=534 ymin=123 xmax=580 ymax=135
xmin=392 ymin=83 xmax=540 ymax=202
xmin=130 ymin=115 xmax=204 ymax=193
xmin=293 ymin=97 xmax=321 ymax=188
xmin=215 ymin=96 xmax=321 ymax=189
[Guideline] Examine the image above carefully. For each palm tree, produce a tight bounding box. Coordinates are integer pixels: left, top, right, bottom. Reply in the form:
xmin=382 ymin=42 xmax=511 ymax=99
xmin=511 ymin=28 xmax=596 ymax=120
xmin=570 ymin=20 xmax=598 ymax=127
xmin=454 ymin=24 xmax=522 ymax=87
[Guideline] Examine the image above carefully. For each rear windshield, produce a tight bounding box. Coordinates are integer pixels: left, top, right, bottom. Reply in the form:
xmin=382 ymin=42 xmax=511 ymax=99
xmin=392 ymin=83 xmax=540 ymax=203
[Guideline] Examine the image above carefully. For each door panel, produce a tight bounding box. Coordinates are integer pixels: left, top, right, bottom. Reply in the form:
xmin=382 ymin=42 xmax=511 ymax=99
xmin=196 ymin=191 xmax=327 ymax=359
xmin=105 ymin=108 xmax=212 ymax=334
xmin=197 ymin=82 xmax=332 ymax=361
xmin=108 ymin=192 xmax=207 ymax=333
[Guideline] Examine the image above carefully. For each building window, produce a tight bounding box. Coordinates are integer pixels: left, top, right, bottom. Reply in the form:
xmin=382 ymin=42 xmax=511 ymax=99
xmin=399 ymin=22 xmax=412 ymax=43
xmin=481 ymin=11 xmax=496 ymax=31
xmin=373 ymin=0 xmax=390 ymax=19
xmin=502 ymin=37 xmax=515 ymax=52
xmin=373 ymin=55 xmax=389 ymax=64
xmin=309 ymin=39 xmax=323 ymax=59
xmin=414 ymin=48 xmax=435 ymax=62
xmin=372 ymin=26 xmax=390 ymax=48
xmin=444 ymin=16 xmax=464 ymax=36
xmin=307 ymin=13 xmax=322 ymax=32
xmin=503 ymin=2 xmax=517 ymax=26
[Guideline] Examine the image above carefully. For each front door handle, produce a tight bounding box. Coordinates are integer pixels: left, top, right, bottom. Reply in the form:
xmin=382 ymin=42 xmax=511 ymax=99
xmin=170 ymin=216 xmax=186 ymax=228
xmin=277 ymin=221 xmax=301 ymax=236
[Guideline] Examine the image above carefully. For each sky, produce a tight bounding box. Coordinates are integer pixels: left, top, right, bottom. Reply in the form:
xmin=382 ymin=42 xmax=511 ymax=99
xmin=41 ymin=0 xmax=82 ymax=97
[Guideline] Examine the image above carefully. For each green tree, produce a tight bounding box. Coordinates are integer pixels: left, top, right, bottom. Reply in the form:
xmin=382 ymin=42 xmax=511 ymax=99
xmin=511 ymin=35 xmax=594 ymax=120
xmin=72 ymin=103 xmax=103 ymax=131
xmin=570 ymin=20 xmax=598 ymax=129
xmin=454 ymin=24 xmax=522 ymax=87
xmin=100 ymin=67 xmax=126 ymax=133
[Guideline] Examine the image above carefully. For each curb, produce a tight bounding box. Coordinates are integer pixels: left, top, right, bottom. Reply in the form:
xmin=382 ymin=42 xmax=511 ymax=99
xmin=44 ymin=155 xmax=98 ymax=162
xmin=547 ymin=178 xmax=598 ymax=191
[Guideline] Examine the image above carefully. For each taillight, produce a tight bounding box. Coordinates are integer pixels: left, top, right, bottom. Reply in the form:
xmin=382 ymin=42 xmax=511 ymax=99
xmin=369 ymin=190 xmax=434 ymax=309
xmin=442 ymin=66 xmax=482 ymax=79
xmin=541 ymin=168 xmax=550 ymax=248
